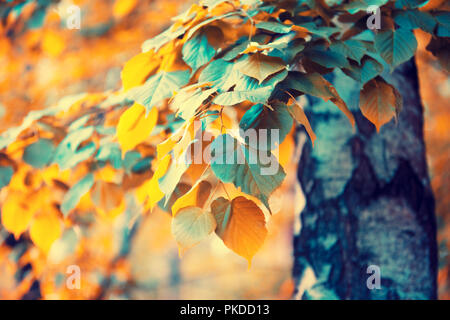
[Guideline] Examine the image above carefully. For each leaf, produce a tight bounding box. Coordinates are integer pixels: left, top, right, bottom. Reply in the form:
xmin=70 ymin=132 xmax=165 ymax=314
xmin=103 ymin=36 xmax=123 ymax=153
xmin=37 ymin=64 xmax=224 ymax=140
xmin=53 ymin=126 xmax=96 ymax=170
xmin=255 ymin=21 xmax=294 ymax=34
xmin=171 ymin=88 xmax=216 ymax=120
xmin=303 ymin=49 xmax=350 ymax=69
xmin=342 ymin=56 xmax=384 ymax=85
xmin=211 ymin=196 xmax=267 ymax=264
xmin=394 ymin=10 xmax=436 ymax=33
xmin=286 ymin=102 xmax=316 ymax=146
xmin=117 ymin=103 xmax=158 ymax=153
xmin=121 ymin=50 xmax=160 ymax=91
xmin=23 ymin=139 xmax=55 ymax=169
xmin=278 ymin=72 xmax=355 ymax=126
xmin=239 ymin=103 xmax=293 ymax=150
xmin=0 ymin=166 xmax=14 ymax=189
xmin=329 ymin=40 xmax=368 ymax=64
xmin=237 ymin=53 xmax=286 ymax=84
xmin=213 ymin=68 xmax=288 ymax=106
xmin=343 ymin=0 xmax=389 ymax=14
xmin=30 ymin=208 xmax=62 ymax=254
xmin=210 ymin=134 xmax=285 ymax=209
xmin=96 ymin=142 xmax=122 ymax=169
xmin=1 ymin=192 xmax=35 ymax=239
xmin=139 ymin=154 xmax=171 ymax=210
xmin=394 ymin=0 xmax=428 ymax=9
xmin=374 ymin=28 xmax=417 ymax=68
xmin=359 ymin=77 xmax=403 ymax=131
xmin=214 ymin=86 xmax=273 ymax=106
xmin=198 ymin=59 xmax=239 ymax=92
xmin=61 ymin=173 xmax=95 ymax=217
xmin=171 ymin=180 xmax=212 ymax=215
xmin=91 ymin=181 xmax=125 ymax=218
xmin=127 ymin=70 xmax=190 ymax=111
xmin=435 ymin=12 xmax=450 ymax=37
xmin=141 ymin=26 xmax=186 ymax=52
xmin=171 ymin=207 xmax=217 ymax=249
xmin=113 ymin=0 xmax=138 ymax=18
xmin=159 ymin=153 xmax=191 ymax=205
xmin=182 ymin=27 xmax=221 ymax=73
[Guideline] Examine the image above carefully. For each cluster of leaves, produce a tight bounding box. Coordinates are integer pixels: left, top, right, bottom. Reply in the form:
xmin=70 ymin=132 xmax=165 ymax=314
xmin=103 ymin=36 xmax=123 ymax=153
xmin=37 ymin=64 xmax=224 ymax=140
xmin=0 ymin=0 xmax=449 ymax=267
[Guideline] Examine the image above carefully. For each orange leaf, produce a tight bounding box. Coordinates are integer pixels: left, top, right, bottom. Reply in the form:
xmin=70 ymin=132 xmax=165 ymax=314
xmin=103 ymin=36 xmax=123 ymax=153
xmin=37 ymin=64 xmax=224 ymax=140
xmin=211 ymin=196 xmax=268 ymax=265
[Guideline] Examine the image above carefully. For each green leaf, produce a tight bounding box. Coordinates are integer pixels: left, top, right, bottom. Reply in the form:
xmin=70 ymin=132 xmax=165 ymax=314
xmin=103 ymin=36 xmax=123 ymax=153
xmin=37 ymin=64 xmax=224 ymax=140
xmin=329 ymin=40 xmax=368 ymax=64
xmin=213 ymin=68 xmax=288 ymax=106
xmin=435 ymin=13 xmax=450 ymax=37
xmin=0 ymin=166 xmax=13 ymax=189
xmin=394 ymin=10 xmax=436 ymax=33
xmin=127 ymin=70 xmax=190 ymax=111
xmin=343 ymin=0 xmax=389 ymax=14
xmin=171 ymin=207 xmax=216 ymax=249
xmin=61 ymin=173 xmax=94 ymax=217
xmin=96 ymin=142 xmax=122 ymax=169
xmin=342 ymin=56 xmax=384 ymax=85
xmin=394 ymin=0 xmax=428 ymax=9
xmin=295 ymin=22 xmax=340 ymax=41
xmin=239 ymin=103 xmax=293 ymax=150
xmin=198 ymin=59 xmax=240 ymax=92
xmin=222 ymin=34 xmax=269 ymax=61
xmin=53 ymin=126 xmax=96 ymax=170
xmin=256 ymin=21 xmax=293 ymax=34
xmin=303 ymin=48 xmax=350 ymax=68
xmin=214 ymin=86 xmax=273 ymax=106
xmin=374 ymin=28 xmax=417 ymax=68
xmin=23 ymin=139 xmax=55 ymax=169
xmin=210 ymin=134 xmax=285 ymax=209
xmin=182 ymin=28 xmax=217 ymax=74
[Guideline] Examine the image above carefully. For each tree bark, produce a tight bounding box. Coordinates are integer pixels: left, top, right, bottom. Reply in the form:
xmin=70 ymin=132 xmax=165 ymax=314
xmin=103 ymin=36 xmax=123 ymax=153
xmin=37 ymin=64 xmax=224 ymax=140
xmin=293 ymin=59 xmax=437 ymax=300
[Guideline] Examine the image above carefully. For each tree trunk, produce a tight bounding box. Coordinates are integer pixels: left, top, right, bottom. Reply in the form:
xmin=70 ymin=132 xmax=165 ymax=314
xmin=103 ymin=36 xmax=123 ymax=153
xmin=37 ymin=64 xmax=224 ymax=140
xmin=293 ymin=59 xmax=437 ymax=300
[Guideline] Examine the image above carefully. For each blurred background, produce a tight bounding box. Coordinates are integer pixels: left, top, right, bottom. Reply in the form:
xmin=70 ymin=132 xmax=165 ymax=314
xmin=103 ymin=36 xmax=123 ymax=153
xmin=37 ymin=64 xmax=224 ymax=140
xmin=0 ymin=0 xmax=448 ymax=299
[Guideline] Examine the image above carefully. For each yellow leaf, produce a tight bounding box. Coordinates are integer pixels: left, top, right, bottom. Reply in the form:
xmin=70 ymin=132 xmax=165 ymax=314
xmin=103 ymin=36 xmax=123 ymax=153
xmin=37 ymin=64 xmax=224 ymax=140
xmin=1 ymin=192 xmax=35 ymax=239
xmin=42 ymin=30 xmax=65 ymax=57
xmin=211 ymin=196 xmax=268 ymax=265
xmin=171 ymin=180 xmax=212 ymax=216
xmin=156 ymin=123 xmax=186 ymax=160
xmin=143 ymin=154 xmax=171 ymax=210
xmin=117 ymin=103 xmax=158 ymax=153
xmin=29 ymin=208 xmax=62 ymax=254
xmin=113 ymin=0 xmax=138 ymax=18
xmin=171 ymin=207 xmax=217 ymax=249
xmin=121 ymin=50 xmax=159 ymax=91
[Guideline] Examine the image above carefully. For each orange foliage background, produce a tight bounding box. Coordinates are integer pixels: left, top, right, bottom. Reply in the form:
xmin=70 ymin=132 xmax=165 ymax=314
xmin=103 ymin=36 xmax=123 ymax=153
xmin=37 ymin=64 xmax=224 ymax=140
xmin=0 ymin=0 xmax=296 ymax=299
xmin=0 ymin=0 xmax=448 ymax=299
